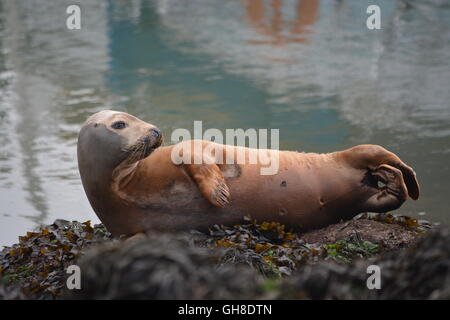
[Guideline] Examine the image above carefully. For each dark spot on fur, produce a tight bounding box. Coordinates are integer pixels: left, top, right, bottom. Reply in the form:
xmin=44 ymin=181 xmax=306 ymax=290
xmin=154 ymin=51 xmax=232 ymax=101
xmin=279 ymin=208 xmax=288 ymax=216
xmin=221 ymin=164 xmax=241 ymax=179
xmin=318 ymin=197 xmax=326 ymax=210
xmin=280 ymin=181 xmax=287 ymax=187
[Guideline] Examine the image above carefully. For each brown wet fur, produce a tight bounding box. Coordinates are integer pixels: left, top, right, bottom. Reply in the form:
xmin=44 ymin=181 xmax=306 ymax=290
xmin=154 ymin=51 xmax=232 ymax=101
xmin=78 ymin=111 xmax=420 ymax=237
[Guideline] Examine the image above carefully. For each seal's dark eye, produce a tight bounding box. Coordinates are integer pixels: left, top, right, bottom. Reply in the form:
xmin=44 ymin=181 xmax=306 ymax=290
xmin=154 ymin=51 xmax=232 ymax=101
xmin=111 ymin=121 xmax=126 ymax=130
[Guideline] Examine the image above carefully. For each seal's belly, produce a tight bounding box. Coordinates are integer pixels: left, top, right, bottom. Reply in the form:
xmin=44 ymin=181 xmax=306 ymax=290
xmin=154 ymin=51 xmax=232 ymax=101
xmin=113 ymin=146 xmax=367 ymax=233
xmin=134 ymin=163 xmax=349 ymax=232
xmin=225 ymin=165 xmax=340 ymax=229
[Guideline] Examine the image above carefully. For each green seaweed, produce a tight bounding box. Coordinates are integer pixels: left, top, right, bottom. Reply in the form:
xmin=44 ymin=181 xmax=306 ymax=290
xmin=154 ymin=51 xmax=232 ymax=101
xmin=325 ymin=239 xmax=380 ymax=263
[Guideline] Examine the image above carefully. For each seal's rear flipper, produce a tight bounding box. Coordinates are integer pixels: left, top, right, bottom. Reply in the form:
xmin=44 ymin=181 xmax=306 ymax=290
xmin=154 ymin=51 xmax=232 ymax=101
xmin=365 ymin=164 xmax=408 ymax=212
xmin=396 ymin=162 xmax=420 ymax=200
xmin=183 ymin=163 xmax=231 ymax=208
xmin=350 ymin=144 xmax=420 ymax=201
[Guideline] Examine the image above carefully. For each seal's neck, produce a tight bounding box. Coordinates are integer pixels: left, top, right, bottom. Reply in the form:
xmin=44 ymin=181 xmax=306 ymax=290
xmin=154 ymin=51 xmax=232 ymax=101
xmin=111 ymin=160 xmax=140 ymax=192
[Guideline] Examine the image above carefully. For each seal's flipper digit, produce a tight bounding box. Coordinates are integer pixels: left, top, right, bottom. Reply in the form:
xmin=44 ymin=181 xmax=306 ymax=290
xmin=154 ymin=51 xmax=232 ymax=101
xmin=183 ymin=163 xmax=231 ymax=208
xmin=212 ymin=180 xmax=231 ymax=208
xmin=395 ymin=162 xmax=420 ymax=200
xmin=381 ymin=150 xmax=420 ymax=200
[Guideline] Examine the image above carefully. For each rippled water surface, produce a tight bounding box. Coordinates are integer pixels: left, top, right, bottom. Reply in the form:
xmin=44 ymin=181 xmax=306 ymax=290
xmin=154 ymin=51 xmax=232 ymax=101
xmin=1 ymin=0 xmax=449 ymax=245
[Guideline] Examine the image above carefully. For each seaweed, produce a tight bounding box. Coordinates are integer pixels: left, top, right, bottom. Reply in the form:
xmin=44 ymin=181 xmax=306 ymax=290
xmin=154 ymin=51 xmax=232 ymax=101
xmin=0 ymin=212 xmax=431 ymax=299
xmin=0 ymin=220 xmax=112 ymax=299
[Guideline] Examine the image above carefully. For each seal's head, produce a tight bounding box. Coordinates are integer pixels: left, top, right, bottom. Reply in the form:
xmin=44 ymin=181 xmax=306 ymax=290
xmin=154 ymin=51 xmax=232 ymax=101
xmin=77 ymin=110 xmax=163 ymax=236
xmin=77 ymin=110 xmax=163 ymax=180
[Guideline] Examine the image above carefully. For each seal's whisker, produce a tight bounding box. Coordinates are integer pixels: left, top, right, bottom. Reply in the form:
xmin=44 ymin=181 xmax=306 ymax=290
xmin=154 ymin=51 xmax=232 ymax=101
xmin=139 ymin=144 xmax=145 ymax=160
xmin=142 ymin=142 xmax=148 ymax=159
xmin=128 ymin=145 xmax=141 ymax=162
xmin=122 ymin=134 xmax=158 ymax=164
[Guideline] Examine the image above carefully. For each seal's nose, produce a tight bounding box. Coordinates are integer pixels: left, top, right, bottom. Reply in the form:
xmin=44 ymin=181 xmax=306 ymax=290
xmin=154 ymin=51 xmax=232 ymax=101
xmin=150 ymin=127 xmax=161 ymax=139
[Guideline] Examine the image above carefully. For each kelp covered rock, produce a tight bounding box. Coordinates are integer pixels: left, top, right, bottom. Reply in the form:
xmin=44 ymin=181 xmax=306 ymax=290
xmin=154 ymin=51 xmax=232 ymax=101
xmin=68 ymin=224 xmax=449 ymax=300
xmin=205 ymin=214 xmax=429 ymax=274
xmin=70 ymin=234 xmax=261 ymax=299
xmin=0 ymin=213 xmax=431 ymax=299
xmin=0 ymin=220 xmax=112 ymax=299
xmin=276 ymin=227 xmax=450 ymax=299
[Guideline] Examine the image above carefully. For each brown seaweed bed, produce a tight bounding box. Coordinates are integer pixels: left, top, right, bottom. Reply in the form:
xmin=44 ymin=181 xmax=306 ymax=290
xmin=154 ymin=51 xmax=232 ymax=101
xmin=1 ymin=212 xmax=446 ymax=300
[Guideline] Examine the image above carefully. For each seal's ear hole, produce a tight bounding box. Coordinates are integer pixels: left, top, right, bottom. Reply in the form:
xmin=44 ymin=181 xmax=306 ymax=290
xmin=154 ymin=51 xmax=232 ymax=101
xmin=94 ymin=123 xmax=98 ymax=128
xmin=111 ymin=121 xmax=127 ymax=130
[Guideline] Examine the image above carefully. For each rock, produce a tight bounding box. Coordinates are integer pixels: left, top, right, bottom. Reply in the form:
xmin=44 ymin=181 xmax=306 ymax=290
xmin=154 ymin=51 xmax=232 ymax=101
xmin=0 ymin=213 xmax=433 ymax=299
xmin=300 ymin=219 xmax=418 ymax=250
xmin=277 ymin=228 xmax=450 ymax=299
xmin=68 ymin=233 xmax=261 ymax=300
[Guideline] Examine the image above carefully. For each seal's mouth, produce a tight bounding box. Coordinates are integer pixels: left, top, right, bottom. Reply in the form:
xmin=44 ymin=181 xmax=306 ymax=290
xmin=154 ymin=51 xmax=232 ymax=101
xmin=122 ymin=130 xmax=163 ymax=163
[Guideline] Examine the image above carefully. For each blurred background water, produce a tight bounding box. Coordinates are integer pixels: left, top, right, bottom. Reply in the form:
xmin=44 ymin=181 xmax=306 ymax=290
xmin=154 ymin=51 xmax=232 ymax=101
xmin=0 ymin=0 xmax=449 ymax=245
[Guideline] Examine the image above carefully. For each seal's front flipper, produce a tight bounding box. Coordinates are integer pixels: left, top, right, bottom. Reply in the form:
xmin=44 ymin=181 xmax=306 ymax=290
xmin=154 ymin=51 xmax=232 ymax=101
xmin=183 ymin=163 xmax=231 ymax=208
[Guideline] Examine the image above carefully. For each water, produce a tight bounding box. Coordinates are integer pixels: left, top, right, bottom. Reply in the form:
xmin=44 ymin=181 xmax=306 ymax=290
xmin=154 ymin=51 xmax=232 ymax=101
xmin=0 ymin=0 xmax=449 ymax=245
